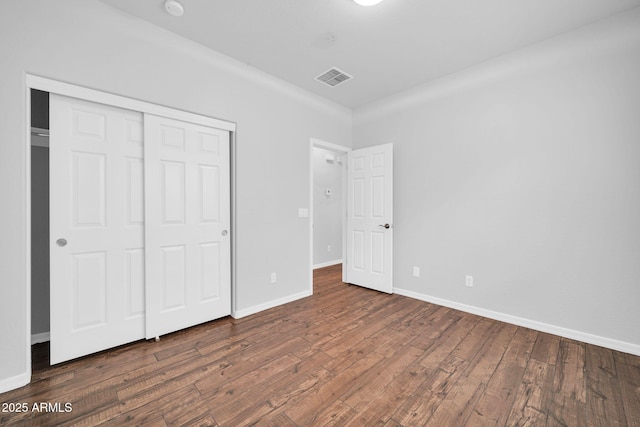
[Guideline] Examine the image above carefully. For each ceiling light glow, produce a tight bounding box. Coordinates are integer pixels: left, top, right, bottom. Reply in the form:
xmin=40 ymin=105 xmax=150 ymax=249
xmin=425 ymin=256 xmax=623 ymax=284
xmin=353 ymin=0 xmax=384 ymax=5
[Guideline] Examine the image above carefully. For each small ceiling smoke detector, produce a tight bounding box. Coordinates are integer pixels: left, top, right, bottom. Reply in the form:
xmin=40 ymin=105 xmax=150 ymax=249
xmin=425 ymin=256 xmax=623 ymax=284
xmin=354 ymin=0 xmax=384 ymax=6
xmin=316 ymin=67 xmax=353 ymax=87
xmin=164 ymin=0 xmax=184 ymax=17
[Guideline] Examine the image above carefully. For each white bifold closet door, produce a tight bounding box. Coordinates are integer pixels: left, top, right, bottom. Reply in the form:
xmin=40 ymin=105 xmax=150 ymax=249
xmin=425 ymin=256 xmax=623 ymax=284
xmin=49 ymin=95 xmax=231 ymax=364
xmin=143 ymin=114 xmax=230 ymax=339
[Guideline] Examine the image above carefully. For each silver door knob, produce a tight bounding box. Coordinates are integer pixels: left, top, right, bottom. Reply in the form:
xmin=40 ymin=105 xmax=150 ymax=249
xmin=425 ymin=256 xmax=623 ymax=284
xmin=378 ymin=224 xmax=391 ymax=229
xmin=56 ymin=238 xmax=68 ymax=247
xmin=221 ymin=230 xmax=228 ymax=236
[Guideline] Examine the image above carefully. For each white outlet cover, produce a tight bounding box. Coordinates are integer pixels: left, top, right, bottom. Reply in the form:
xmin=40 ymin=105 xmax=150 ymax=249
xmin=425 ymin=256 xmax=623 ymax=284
xmin=412 ymin=267 xmax=420 ymax=277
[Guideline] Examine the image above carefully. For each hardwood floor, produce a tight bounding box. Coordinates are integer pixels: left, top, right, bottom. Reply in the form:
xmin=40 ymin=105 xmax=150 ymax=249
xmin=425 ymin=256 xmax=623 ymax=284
xmin=2 ymin=264 xmax=639 ymax=426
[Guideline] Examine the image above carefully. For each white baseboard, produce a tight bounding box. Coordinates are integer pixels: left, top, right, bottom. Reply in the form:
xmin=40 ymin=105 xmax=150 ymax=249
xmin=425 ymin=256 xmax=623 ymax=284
xmin=0 ymin=371 xmax=30 ymax=394
xmin=394 ymin=287 xmax=640 ymax=357
xmin=313 ymin=259 xmax=342 ymax=269
xmin=232 ymin=289 xmax=312 ymax=319
xmin=31 ymin=332 xmax=50 ymax=345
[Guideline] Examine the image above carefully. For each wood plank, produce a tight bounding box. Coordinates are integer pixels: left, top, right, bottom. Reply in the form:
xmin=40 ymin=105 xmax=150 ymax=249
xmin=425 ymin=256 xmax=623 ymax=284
xmin=249 ymin=412 xmax=298 ymax=427
xmin=531 ymin=332 xmax=561 ymax=365
xmin=342 ymin=344 xmax=424 ymax=411
xmin=504 ymin=358 xmax=554 ymax=426
xmin=106 ymin=385 xmax=202 ymax=426
xmin=197 ymin=353 xmax=304 ymax=424
xmin=416 ymin=314 xmax=476 ymax=369
xmin=547 ymin=339 xmax=587 ymax=426
xmin=373 ymin=302 xmax=441 ymax=358
xmin=193 ymin=337 xmax=308 ymax=395
xmin=283 ymin=352 xmax=385 ymax=425
xmin=424 ymin=377 xmax=486 ymax=427
xmin=465 ymin=327 xmax=536 ymax=426
xmin=465 ymin=363 xmax=526 ymax=426
xmin=319 ymin=296 xmax=420 ymax=358
xmin=451 ymin=318 xmax=498 ymax=362
xmin=585 ymin=345 xmax=627 ymax=426
xmin=384 ymin=419 xmax=404 ymax=427
xmin=211 ymin=350 xmax=334 ymax=424
xmin=614 ymin=352 xmax=640 ymax=426
xmin=393 ymin=354 xmax=469 ymax=426
xmin=344 ymin=359 xmax=440 ymax=427
xmin=290 ymin=399 xmax=357 ymax=426
xmin=463 ymin=322 xmax=517 ymax=382
xmin=553 ymin=339 xmax=586 ymax=402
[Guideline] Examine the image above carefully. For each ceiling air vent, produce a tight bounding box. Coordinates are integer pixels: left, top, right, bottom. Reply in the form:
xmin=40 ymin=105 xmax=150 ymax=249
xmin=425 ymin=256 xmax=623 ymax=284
xmin=315 ymin=67 xmax=353 ymax=87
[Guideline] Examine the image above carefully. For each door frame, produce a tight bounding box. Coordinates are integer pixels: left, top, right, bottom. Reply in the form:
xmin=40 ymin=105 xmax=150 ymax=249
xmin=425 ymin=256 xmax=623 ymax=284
xmin=25 ymin=74 xmax=237 ymax=375
xmin=309 ymin=138 xmax=350 ymax=291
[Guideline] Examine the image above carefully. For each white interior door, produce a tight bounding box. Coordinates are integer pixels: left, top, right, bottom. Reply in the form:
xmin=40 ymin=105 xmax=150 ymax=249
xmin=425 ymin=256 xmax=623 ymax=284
xmin=144 ymin=114 xmax=231 ymax=339
xmin=50 ymin=94 xmax=146 ymax=364
xmin=345 ymin=143 xmax=393 ymax=293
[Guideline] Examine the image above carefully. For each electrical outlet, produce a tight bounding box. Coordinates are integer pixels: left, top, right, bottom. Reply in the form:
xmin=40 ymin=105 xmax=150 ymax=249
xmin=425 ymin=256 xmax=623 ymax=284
xmin=327 ymin=245 xmax=331 ymax=252
xmin=412 ymin=266 xmax=420 ymax=277
xmin=465 ymin=275 xmax=473 ymax=287
xmin=270 ymin=272 xmax=277 ymax=284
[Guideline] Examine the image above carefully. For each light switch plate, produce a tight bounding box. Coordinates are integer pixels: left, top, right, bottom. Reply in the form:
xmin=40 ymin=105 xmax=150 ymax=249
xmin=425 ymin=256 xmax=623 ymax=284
xmin=298 ymin=208 xmax=309 ymax=218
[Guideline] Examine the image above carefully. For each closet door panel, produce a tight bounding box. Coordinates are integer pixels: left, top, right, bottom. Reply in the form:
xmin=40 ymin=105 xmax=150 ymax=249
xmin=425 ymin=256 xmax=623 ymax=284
xmin=144 ymin=114 xmax=231 ymax=339
xmin=50 ymin=95 xmax=145 ymax=364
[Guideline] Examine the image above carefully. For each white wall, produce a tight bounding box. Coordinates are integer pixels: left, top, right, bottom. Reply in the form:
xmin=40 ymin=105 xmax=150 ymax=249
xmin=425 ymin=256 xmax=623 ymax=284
xmin=354 ymin=9 xmax=640 ymax=352
xmin=313 ymin=147 xmax=343 ymax=267
xmin=0 ymin=0 xmax=351 ymax=391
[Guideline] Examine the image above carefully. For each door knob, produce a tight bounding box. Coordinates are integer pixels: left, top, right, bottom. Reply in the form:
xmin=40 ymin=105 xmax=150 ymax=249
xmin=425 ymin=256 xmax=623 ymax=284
xmin=221 ymin=230 xmax=228 ymax=236
xmin=56 ymin=238 xmax=68 ymax=247
xmin=378 ymin=224 xmax=391 ymax=229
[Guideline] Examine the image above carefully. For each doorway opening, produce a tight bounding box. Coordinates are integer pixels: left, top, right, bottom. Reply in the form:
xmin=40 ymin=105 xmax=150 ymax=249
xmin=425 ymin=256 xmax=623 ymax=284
xmin=29 ymin=88 xmax=52 ymax=365
xmin=309 ymin=139 xmax=349 ymax=291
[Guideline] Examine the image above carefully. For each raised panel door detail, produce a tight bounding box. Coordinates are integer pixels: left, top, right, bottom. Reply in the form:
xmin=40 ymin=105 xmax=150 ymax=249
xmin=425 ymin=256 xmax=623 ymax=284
xmin=352 ymin=178 xmax=365 ymax=219
xmin=126 ymin=119 xmax=144 ymax=146
xmin=372 ymin=153 xmax=385 ymax=169
xmin=126 ymin=157 xmax=144 ymax=226
xmin=72 ymin=252 xmax=107 ymax=330
xmin=72 ymin=109 xmax=106 ymax=140
xmin=353 ymin=156 xmax=365 ymax=171
xmin=371 ymin=231 xmax=385 ymax=275
xmin=352 ymin=230 xmax=365 ymax=271
xmin=199 ymin=165 xmax=220 ymax=223
xmin=125 ymin=249 xmax=145 ymax=318
xmin=200 ymin=242 xmax=220 ymax=301
xmin=160 ymin=125 xmax=186 ymax=151
xmin=371 ymin=176 xmax=385 ymax=219
xmin=161 ymin=161 xmax=186 ymax=224
xmin=72 ymin=152 xmax=106 ymax=228
xmin=199 ymin=132 xmax=220 ymax=154
xmin=161 ymin=245 xmax=186 ymax=311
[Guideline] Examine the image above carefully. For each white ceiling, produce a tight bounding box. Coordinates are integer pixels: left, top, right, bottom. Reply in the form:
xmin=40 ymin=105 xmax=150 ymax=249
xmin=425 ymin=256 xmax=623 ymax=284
xmin=98 ymin=0 xmax=640 ymax=108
